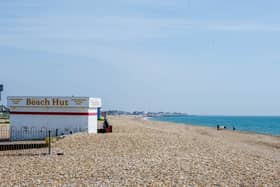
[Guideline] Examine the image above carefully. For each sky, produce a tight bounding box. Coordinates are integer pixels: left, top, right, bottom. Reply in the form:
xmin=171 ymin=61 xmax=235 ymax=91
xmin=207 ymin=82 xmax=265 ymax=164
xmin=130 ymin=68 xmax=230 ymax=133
xmin=0 ymin=0 xmax=280 ymax=115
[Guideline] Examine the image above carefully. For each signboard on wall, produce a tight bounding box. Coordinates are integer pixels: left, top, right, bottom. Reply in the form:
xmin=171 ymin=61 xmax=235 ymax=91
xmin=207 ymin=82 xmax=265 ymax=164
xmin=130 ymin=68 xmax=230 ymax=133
xmin=8 ymin=96 xmax=102 ymax=108
xmin=89 ymin=98 xmax=102 ymax=108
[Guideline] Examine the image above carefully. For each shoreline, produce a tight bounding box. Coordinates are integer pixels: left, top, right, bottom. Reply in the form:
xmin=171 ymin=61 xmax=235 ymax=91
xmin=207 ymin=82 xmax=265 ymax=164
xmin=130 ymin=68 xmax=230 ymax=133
xmin=147 ymin=116 xmax=280 ymax=138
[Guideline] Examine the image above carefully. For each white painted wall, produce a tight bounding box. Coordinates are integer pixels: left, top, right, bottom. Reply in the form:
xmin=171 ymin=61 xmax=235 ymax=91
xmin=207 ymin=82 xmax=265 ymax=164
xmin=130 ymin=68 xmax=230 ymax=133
xmin=88 ymin=109 xmax=98 ymax=134
xmin=8 ymin=96 xmax=101 ymax=141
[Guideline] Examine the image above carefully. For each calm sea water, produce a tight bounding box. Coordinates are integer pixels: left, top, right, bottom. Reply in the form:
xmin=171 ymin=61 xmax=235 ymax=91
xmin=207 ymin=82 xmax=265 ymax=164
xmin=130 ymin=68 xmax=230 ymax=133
xmin=151 ymin=116 xmax=280 ymax=136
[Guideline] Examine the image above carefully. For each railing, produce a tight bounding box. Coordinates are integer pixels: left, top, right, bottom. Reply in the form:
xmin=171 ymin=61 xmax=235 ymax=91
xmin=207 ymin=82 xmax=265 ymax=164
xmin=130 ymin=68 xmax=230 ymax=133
xmin=0 ymin=128 xmax=51 ymax=156
xmin=0 ymin=126 xmax=86 ymax=141
xmin=0 ymin=126 xmax=83 ymax=156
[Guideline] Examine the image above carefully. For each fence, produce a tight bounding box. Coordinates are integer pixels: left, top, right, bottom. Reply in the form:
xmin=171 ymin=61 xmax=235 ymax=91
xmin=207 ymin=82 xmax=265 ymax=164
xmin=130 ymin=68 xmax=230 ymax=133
xmin=0 ymin=126 xmax=79 ymax=156
xmin=0 ymin=141 xmax=50 ymax=156
xmin=0 ymin=126 xmax=86 ymax=141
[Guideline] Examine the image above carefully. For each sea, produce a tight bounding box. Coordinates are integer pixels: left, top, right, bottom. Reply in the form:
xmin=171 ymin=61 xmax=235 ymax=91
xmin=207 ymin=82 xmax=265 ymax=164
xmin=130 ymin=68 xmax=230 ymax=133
xmin=151 ymin=115 xmax=280 ymax=136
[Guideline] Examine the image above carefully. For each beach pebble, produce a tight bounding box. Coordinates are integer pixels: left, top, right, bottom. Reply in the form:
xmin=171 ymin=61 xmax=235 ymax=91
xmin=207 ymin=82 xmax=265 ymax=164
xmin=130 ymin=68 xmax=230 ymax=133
xmin=0 ymin=116 xmax=279 ymax=186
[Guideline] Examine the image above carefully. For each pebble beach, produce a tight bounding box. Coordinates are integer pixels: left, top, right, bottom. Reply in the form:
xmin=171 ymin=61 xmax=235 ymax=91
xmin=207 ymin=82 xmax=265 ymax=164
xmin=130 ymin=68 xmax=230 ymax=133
xmin=0 ymin=116 xmax=280 ymax=186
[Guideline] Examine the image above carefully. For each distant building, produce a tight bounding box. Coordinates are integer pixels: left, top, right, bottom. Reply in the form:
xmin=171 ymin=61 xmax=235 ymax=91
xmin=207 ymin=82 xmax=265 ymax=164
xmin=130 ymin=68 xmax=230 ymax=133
xmin=132 ymin=111 xmax=145 ymax=116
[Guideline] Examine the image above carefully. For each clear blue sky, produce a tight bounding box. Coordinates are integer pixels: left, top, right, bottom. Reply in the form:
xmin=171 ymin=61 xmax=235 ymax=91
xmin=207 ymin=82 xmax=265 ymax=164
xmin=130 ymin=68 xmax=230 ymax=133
xmin=1 ymin=0 xmax=280 ymax=115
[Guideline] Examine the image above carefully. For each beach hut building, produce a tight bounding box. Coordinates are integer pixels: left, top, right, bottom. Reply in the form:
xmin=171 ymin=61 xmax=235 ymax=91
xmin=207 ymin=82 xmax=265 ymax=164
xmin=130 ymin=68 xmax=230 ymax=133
xmin=7 ymin=96 xmax=102 ymax=141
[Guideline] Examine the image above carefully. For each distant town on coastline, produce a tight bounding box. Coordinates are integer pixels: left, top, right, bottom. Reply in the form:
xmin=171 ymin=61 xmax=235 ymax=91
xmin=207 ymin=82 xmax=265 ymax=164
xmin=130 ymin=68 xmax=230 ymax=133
xmin=106 ymin=110 xmax=188 ymax=117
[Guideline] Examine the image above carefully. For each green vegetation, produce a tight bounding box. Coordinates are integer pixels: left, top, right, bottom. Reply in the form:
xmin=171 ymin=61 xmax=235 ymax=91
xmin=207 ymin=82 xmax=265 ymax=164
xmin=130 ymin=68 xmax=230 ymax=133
xmin=98 ymin=118 xmax=105 ymax=121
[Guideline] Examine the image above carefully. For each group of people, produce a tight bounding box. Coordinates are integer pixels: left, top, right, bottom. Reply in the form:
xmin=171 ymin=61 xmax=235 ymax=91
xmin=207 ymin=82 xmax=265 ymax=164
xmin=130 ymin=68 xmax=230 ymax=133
xmin=217 ymin=124 xmax=236 ymax=131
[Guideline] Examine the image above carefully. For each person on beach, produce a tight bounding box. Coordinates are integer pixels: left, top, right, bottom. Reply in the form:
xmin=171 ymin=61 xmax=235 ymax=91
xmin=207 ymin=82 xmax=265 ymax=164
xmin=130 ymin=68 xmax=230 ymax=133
xmin=103 ymin=119 xmax=109 ymax=129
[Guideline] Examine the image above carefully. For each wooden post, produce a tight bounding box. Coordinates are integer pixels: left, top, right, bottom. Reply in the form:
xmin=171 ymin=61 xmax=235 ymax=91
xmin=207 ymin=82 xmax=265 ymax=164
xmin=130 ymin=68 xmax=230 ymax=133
xmin=48 ymin=130 xmax=51 ymax=155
